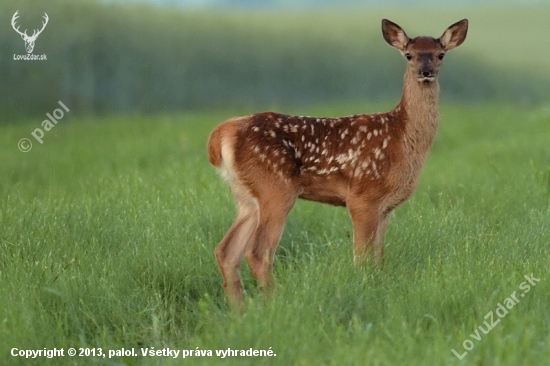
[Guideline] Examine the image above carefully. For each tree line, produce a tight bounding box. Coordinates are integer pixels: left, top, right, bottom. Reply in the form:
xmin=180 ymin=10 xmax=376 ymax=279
xmin=1 ymin=0 xmax=547 ymax=120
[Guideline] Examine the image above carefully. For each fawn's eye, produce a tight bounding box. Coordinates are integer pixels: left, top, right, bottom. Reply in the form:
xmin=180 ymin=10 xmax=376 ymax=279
xmin=438 ymin=53 xmax=445 ymax=60
xmin=405 ymin=53 xmax=412 ymax=61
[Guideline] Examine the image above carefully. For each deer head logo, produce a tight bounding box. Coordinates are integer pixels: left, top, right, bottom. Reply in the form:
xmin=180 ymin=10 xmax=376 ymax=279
xmin=11 ymin=11 xmax=49 ymax=54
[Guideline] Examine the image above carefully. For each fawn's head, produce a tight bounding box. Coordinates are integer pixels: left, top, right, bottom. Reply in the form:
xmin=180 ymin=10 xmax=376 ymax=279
xmin=382 ymin=19 xmax=468 ymax=85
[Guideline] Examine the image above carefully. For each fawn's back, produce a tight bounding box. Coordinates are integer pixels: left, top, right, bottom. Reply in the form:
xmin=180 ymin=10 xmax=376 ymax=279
xmin=211 ymin=107 xmax=417 ymax=210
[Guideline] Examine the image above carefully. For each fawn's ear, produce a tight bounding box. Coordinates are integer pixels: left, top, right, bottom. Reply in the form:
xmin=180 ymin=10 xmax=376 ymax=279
xmin=382 ymin=19 xmax=410 ymax=51
xmin=439 ymin=19 xmax=468 ymax=51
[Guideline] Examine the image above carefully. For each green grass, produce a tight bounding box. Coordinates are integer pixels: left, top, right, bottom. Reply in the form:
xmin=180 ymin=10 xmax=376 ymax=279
xmin=1 ymin=103 xmax=549 ymax=365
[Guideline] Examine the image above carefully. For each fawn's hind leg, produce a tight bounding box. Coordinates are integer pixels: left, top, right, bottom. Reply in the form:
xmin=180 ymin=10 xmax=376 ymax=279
xmin=245 ymin=186 xmax=297 ymax=297
xmin=214 ymin=196 xmax=259 ymax=307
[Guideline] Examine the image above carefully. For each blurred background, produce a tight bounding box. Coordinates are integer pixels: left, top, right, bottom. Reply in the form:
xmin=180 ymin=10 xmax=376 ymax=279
xmin=1 ymin=0 xmax=548 ymax=119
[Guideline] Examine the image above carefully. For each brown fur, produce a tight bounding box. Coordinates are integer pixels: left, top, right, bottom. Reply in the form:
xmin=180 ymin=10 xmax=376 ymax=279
xmin=207 ymin=124 xmax=223 ymax=167
xmin=207 ymin=19 xmax=468 ymax=307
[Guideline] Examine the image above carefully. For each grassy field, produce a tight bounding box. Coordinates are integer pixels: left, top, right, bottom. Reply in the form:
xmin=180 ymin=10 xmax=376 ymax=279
xmin=1 ymin=102 xmax=549 ymax=365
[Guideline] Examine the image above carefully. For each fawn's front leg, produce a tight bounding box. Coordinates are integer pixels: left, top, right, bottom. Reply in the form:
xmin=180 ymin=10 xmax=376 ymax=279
xmin=347 ymin=200 xmax=387 ymax=264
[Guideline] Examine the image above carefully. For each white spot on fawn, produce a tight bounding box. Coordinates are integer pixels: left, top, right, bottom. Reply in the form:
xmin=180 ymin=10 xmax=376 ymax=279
xmin=335 ymin=154 xmax=349 ymax=164
xmin=354 ymin=165 xmax=363 ymax=178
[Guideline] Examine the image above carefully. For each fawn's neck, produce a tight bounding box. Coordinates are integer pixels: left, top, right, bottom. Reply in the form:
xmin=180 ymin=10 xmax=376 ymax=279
xmin=399 ymin=69 xmax=440 ymax=155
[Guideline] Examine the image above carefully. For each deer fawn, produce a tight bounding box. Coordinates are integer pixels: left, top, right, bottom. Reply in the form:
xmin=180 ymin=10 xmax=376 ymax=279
xmin=207 ymin=19 xmax=468 ymax=306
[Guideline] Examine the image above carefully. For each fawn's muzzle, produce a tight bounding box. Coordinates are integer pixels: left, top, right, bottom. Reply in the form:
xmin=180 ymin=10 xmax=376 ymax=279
xmin=418 ymin=66 xmax=435 ymax=82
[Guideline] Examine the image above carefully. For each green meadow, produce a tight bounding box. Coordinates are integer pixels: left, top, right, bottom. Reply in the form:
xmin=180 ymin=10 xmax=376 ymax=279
xmin=1 ymin=103 xmax=549 ymax=365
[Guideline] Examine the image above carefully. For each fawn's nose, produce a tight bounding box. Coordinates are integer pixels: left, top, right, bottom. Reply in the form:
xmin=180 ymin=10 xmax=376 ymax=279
xmin=419 ymin=65 xmax=434 ymax=79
